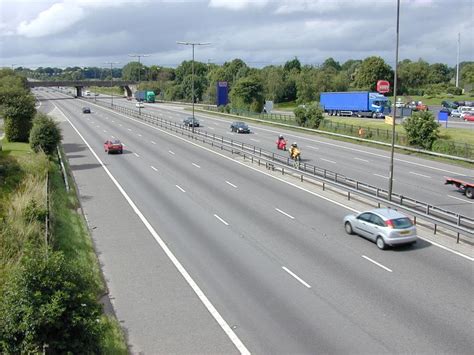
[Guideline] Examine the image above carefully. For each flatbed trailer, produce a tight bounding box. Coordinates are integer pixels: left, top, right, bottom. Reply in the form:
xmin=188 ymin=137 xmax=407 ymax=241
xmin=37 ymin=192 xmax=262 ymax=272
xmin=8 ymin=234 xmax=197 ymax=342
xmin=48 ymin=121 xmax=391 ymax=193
xmin=444 ymin=176 xmax=474 ymax=199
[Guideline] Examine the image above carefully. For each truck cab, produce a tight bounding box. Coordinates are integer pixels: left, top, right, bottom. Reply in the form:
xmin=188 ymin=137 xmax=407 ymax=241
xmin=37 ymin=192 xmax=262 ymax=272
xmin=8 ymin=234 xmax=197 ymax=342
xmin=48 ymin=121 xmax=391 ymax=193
xmin=368 ymin=93 xmax=390 ymax=116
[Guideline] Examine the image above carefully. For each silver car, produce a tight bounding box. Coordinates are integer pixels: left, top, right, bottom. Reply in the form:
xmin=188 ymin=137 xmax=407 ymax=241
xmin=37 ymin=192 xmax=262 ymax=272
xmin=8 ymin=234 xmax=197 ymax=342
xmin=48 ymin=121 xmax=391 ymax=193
xmin=343 ymin=208 xmax=417 ymax=250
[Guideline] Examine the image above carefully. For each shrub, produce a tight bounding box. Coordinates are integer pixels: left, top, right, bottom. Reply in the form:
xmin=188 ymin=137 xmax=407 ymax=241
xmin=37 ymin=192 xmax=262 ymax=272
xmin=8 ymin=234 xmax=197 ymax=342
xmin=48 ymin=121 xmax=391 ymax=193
xmin=293 ymin=105 xmax=324 ymax=129
xmin=293 ymin=106 xmax=307 ymax=126
xmin=446 ymin=86 xmax=463 ymax=95
xmin=3 ymin=94 xmax=36 ymax=142
xmin=402 ymin=111 xmax=440 ymax=149
xmin=0 ymin=251 xmax=104 ymax=353
xmin=29 ymin=113 xmax=62 ymax=155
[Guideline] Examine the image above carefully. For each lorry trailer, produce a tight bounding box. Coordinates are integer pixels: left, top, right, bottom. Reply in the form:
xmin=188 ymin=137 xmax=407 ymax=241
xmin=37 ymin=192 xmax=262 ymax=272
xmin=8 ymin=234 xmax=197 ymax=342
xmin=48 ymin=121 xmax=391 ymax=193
xmin=320 ymin=91 xmax=390 ymax=118
xmin=134 ymin=90 xmax=156 ymax=103
xmin=444 ymin=176 xmax=474 ymax=199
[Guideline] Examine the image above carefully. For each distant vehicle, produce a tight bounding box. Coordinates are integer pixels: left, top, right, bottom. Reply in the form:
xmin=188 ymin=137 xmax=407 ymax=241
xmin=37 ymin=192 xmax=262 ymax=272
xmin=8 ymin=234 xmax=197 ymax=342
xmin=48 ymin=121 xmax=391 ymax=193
xmin=104 ymin=139 xmax=123 ymax=154
xmin=463 ymin=113 xmax=474 ymax=122
xmin=343 ymin=208 xmax=417 ymax=250
xmin=395 ymin=100 xmax=405 ymax=108
xmin=134 ymin=90 xmax=155 ymax=103
xmin=135 ymin=102 xmax=145 ymax=108
xmin=458 ymin=106 xmax=473 ymax=118
xmin=230 ymin=121 xmax=250 ymax=133
xmin=445 ymin=176 xmax=474 ymax=199
xmin=183 ymin=117 xmax=200 ymax=127
xmin=410 ymin=101 xmax=428 ymax=112
xmin=439 ymin=108 xmax=451 ymax=115
xmin=320 ymin=91 xmax=390 ymax=118
xmin=82 ymin=107 xmax=91 ymax=113
xmin=84 ymin=90 xmax=91 ymax=96
xmin=441 ymin=100 xmax=459 ymax=109
xmin=450 ymin=109 xmax=462 ymax=118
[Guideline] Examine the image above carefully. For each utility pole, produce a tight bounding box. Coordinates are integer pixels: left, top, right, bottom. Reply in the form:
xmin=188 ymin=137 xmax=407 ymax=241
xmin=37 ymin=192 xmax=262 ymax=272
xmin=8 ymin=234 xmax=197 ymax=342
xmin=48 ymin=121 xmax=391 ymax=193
xmin=128 ymin=54 xmax=150 ymax=83
xmin=104 ymin=61 xmax=119 ymax=107
xmin=456 ymin=32 xmax=460 ymax=88
xmin=177 ymin=41 xmax=211 ymax=133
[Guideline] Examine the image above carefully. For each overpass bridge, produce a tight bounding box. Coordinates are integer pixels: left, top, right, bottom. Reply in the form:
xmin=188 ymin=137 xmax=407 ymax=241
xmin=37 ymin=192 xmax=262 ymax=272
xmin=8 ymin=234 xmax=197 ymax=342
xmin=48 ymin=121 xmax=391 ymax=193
xmin=26 ymin=80 xmax=137 ymax=97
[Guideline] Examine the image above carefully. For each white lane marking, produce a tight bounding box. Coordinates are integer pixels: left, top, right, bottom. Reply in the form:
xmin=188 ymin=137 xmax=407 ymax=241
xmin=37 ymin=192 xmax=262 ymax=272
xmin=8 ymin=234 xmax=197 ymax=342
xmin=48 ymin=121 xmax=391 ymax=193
xmin=175 ymin=185 xmax=186 ymax=193
xmin=92 ymin=100 xmax=473 ymax=261
xmin=226 ymin=181 xmax=237 ymax=188
xmin=119 ymin=124 xmax=122 ymax=127
xmin=192 ymin=163 xmax=201 ymax=168
xmin=213 ymin=122 xmax=219 ymax=125
xmin=150 ymin=166 xmax=158 ymax=172
xmin=320 ymin=158 xmax=336 ymax=164
xmin=250 ymin=138 xmax=260 ymax=142
xmin=111 ymin=135 xmax=115 ymax=139
xmin=362 ymin=255 xmax=393 ymax=272
xmin=282 ymin=266 xmax=311 ymax=288
xmin=133 ymin=153 xmax=140 ymax=157
xmin=105 ymin=117 xmax=108 ymax=120
xmin=96 ymin=125 xmax=100 ymax=128
xmin=209 ymin=127 xmax=215 ymax=130
xmin=374 ymin=173 xmax=389 ymax=179
xmin=169 ymin=150 xmax=175 ymax=155
xmin=214 ymin=214 xmax=229 ymax=226
xmin=138 ymin=134 xmax=142 ymax=137
xmin=151 ymin=141 xmax=157 ymax=144
xmin=307 ymin=145 xmax=319 ymax=150
xmin=409 ymin=172 xmax=431 ymax=179
xmin=447 ymin=195 xmax=474 ymax=204
xmin=226 ymin=132 xmax=233 ymax=135
xmin=103 ymin=130 xmax=107 ymax=133
xmin=354 ymin=157 xmax=369 ymax=163
xmin=55 ymin=107 xmax=249 ymax=355
xmin=275 ymin=208 xmax=295 ymax=219
xmin=128 ymin=128 xmax=132 ymax=131
xmin=112 ymin=120 xmax=115 ymax=123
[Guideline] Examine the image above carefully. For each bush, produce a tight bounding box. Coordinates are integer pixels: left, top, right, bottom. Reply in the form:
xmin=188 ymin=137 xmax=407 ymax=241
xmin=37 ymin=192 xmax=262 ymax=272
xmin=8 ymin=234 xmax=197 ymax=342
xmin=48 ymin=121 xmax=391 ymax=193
xmin=293 ymin=106 xmax=307 ymax=126
xmin=446 ymin=86 xmax=463 ymax=95
xmin=29 ymin=113 xmax=62 ymax=155
xmin=431 ymin=140 xmax=471 ymax=158
xmin=0 ymin=251 xmax=104 ymax=353
xmin=402 ymin=111 xmax=440 ymax=150
xmin=293 ymin=105 xmax=324 ymax=129
xmin=3 ymin=94 xmax=36 ymax=142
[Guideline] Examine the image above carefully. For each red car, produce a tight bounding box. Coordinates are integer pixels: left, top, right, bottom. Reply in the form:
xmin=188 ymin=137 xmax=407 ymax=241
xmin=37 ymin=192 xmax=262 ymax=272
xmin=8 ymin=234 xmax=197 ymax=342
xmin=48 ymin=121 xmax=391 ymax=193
xmin=104 ymin=139 xmax=123 ymax=154
xmin=463 ymin=113 xmax=474 ymax=122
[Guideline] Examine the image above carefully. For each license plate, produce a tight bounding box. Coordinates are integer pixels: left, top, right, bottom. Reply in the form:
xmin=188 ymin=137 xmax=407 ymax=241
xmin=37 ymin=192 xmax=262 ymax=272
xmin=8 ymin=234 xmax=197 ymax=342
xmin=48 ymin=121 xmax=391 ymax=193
xmin=400 ymin=230 xmax=410 ymax=235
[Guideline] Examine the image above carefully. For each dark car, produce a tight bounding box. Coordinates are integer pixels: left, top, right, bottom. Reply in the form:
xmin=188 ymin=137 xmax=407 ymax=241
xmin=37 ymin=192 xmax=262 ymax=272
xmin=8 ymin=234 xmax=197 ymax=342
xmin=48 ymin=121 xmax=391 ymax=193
xmin=230 ymin=121 xmax=250 ymax=133
xmin=441 ymin=100 xmax=458 ymax=110
xmin=104 ymin=139 xmax=123 ymax=154
xmin=82 ymin=107 xmax=91 ymax=113
xmin=183 ymin=117 xmax=200 ymax=127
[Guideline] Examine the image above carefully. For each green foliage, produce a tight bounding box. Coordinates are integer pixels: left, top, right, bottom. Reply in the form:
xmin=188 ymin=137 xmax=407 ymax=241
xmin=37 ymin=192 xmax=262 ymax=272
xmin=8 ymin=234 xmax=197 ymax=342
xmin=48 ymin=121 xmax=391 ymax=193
xmin=446 ymin=86 xmax=462 ymax=95
xmin=293 ymin=105 xmax=324 ymax=129
xmin=353 ymin=56 xmax=393 ymax=91
xmin=284 ymin=57 xmax=301 ymax=72
xmin=402 ymin=111 xmax=440 ymax=149
xmin=230 ymin=75 xmax=264 ymax=112
xmin=122 ymin=61 xmax=145 ymax=81
xmin=3 ymin=93 xmax=36 ymax=142
xmin=0 ymin=251 xmax=104 ymax=353
xmin=29 ymin=113 xmax=62 ymax=155
xmin=460 ymin=62 xmax=474 ymax=85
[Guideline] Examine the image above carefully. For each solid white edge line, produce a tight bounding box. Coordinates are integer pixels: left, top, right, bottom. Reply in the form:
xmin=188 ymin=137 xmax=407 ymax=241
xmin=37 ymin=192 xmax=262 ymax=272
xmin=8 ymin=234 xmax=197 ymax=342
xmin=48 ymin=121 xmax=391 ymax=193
xmin=416 ymin=236 xmax=474 ymax=261
xmin=373 ymin=173 xmax=389 ymax=179
xmin=447 ymin=195 xmax=474 ymax=204
xmin=282 ymin=266 xmax=311 ymax=288
xmin=214 ymin=214 xmax=229 ymax=226
xmin=192 ymin=163 xmax=201 ymax=168
xmin=176 ymin=185 xmax=186 ymax=193
xmin=409 ymin=172 xmax=431 ymax=179
xmin=54 ymin=104 xmax=250 ymax=355
xmin=275 ymin=208 xmax=295 ymax=219
xmin=362 ymin=255 xmax=393 ymax=272
xmin=88 ymin=99 xmax=473 ymax=262
xmin=354 ymin=157 xmax=369 ymax=163
xmin=225 ymin=181 xmax=237 ymax=188
xmin=151 ymin=166 xmax=158 ymax=172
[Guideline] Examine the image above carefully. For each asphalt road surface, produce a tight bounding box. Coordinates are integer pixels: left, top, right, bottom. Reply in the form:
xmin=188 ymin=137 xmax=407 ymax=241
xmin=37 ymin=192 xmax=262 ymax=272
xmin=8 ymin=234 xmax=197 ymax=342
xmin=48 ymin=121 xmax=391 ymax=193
xmin=35 ymin=89 xmax=473 ymax=354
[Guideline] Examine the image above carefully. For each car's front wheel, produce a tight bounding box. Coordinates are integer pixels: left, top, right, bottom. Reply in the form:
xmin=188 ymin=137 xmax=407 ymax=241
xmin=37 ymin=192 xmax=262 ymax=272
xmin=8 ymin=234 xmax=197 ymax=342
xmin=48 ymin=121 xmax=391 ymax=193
xmin=376 ymin=236 xmax=386 ymax=250
xmin=344 ymin=222 xmax=354 ymax=235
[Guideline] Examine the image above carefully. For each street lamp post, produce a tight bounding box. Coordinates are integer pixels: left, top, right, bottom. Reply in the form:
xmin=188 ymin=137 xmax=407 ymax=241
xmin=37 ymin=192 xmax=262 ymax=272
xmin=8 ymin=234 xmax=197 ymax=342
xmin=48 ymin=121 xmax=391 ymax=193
xmin=388 ymin=0 xmax=400 ymax=201
xmin=128 ymin=54 xmax=150 ymax=83
xmin=104 ymin=61 xmax=119 ymax=107
xmin=177 ymin=41 xmax=210 ymax=133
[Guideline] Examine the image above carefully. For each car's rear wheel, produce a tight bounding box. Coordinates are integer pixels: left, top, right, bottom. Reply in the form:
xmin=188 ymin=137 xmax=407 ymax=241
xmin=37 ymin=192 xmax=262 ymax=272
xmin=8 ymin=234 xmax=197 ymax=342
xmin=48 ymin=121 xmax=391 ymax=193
xmin=376 ymin=236 xmax=386 ymax=250
xmin=344 ymin=222 xmax=354 ymax=235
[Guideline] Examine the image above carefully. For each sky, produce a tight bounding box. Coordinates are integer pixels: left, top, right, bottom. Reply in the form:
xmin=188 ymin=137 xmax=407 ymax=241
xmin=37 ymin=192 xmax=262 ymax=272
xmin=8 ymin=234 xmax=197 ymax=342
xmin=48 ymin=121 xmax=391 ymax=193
xmin=0 ymin=0 xmax=473 ymax=69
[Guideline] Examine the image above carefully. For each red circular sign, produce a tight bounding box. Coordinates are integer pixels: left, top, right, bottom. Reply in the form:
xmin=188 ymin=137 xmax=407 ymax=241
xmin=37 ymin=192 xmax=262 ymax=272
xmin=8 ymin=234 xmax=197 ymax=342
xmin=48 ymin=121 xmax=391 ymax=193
xmin=377 ymin=80 xmax=390 ymax=93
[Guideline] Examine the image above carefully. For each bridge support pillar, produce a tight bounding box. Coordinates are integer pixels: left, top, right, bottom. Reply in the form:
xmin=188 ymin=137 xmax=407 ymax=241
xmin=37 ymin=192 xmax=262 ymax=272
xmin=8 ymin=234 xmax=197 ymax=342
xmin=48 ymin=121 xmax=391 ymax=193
xmin=75 ymin=86 xmax=83 ymax=97
xmin=123 ymin=85 xmax=132 ymax=98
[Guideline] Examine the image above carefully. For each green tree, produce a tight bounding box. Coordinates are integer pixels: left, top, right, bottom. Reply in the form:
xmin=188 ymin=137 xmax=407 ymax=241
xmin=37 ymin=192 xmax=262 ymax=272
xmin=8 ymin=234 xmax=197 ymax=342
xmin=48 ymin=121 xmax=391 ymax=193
xmin=230 ymin=75 xmax=264 ymax=112
xmin=353 ymin=56 xmax=393 ymax=91
xmin=398 ymin=59 xmax=430 ymax=89
xmin=293 ymin=105 xmax=324 ymax=129
xmin=122 ymin=61 xmax=145 ymax=81
xmin=460 ymin=62 xmax=474 ymax=86
xmin=284 ymin=57 xmax=301 ymax=73
xmin=3 ymin=93 xmax=36 ymax=142
xmin=296 ymin=67 xmax=317 ymax=104
xmin=403 ymin=111 xmax=440 ymax=149
xmin=321 ymin=57 xmax=341 ymax=72
xmin=29 ymin=113 xmax=62 ymax=155
xmin=427 ymin=63 xmax=451 ymax=84
xmin=0 ymin=251 xmax=104 ymax=353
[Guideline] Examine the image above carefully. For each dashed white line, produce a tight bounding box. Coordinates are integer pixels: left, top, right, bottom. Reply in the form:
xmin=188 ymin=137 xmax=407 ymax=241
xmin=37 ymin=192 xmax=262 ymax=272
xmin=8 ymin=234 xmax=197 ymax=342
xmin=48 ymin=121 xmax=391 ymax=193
xmin=362 ymin=255 xmax=392 ymax=272
xmin=226 ymin=181 xmax=237 ymax=188
xmin=175 ymin=185 xmax=186 ymax=193
xmin=169 ymin=150 xmax=175 ymax=155
xmin=214 ymin=214 xmax=229 ymax=226
xmin=150 ymin=166 xmax=158 ymax=172
xmin=320 ymin=158 xmax=336 ymax=164
xmin=409 ymin=171 xmax=431 ymax=179
xmin=151 ymin=141 xmax=156 ymax=144
xmin=307 ymin=145 xmax=319 ymax=150
xmin=111 ymin=135 xmax=115 ymax=139
xmin=250 ymin=138 xmax=260 ymax=142
xmin=128 ymin=128 xmax=132 ymax=131
xmin=138 ymin=134 xmax=142 ymax=137
xmin=275 ymin=208 xmax=295 ymax=219
xmin=112 ymin=120 xmax=115 ymax=123
xmin=192 ymin=163 xmax=201 ymax=168
xmin=282 ymin=267 xmax=311 ymax=288
xmin=103 ymin=130 xmax=107 ymax=133
xmin=96 ymin=125 xmax=100 ymax=128
xmin=209 ymin=127 xmax=215 ymax=130
xmin=374 ymin=173 xmax=389 ymax=179
xmin=354 ymin=157 xmax=369 ymax=163
xmin=133 ymin=153 xmax=140 ymax=157
xmin=119 ymin=124 xmax=122 ymax=127
xmin=447 ymin=195 xmax=474 ymax=204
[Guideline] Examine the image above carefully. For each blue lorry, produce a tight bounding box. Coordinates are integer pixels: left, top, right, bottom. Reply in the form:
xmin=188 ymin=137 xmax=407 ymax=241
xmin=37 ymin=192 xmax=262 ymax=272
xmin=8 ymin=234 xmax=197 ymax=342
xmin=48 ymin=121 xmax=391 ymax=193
xmin=134 ymin=90 xmax=156 ymax=103
xmin=320 ymin=91 xmax=390 ymax=118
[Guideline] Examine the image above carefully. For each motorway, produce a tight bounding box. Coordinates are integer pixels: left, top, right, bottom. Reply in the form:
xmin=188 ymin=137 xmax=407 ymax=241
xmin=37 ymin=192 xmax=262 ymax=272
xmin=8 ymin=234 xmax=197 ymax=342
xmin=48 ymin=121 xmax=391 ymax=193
xmin=92 ymin=94 xmax=473 ymax=218
xmin=35 ymin=89 xmax=473 ymax=353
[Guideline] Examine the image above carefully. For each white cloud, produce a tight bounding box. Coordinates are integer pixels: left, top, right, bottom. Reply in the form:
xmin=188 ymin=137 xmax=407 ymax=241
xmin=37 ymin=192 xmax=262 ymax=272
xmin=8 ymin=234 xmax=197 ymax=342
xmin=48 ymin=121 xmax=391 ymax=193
xmin=208 ymin=0 xmax=269 ymax=10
